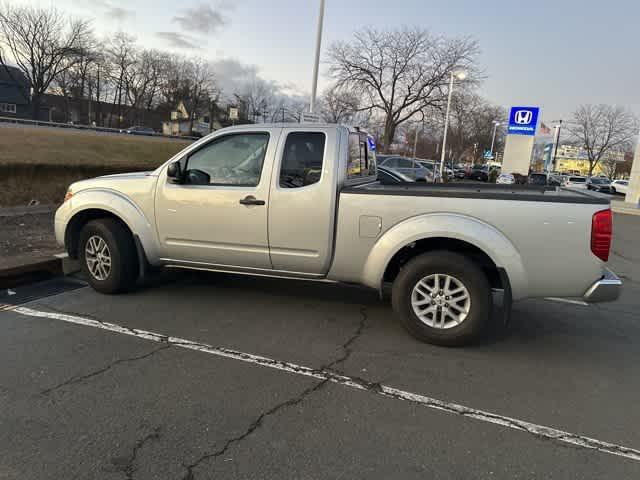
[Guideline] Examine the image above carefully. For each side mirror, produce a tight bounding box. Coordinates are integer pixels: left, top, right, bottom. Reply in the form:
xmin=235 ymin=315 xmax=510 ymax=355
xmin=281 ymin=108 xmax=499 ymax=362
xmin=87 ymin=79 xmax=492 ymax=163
xmin=167 ymin=161 xmax=182 ymax=181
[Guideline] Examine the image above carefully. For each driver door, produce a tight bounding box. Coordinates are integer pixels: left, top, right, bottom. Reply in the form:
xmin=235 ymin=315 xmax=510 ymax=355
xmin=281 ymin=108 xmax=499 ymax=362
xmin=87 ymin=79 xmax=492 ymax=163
xmin=155 ymin=128 xmax=281 ymax=269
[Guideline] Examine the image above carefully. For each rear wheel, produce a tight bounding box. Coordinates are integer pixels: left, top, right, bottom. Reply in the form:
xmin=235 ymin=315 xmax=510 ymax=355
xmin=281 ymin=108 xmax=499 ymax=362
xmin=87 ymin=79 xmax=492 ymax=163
xmin=392 ymin=251 xmax=491 ymax=346
xmin=610 ymin=187 xmax=617 ymax=194
xmin=79 ymin=219 xmax=138 ymax=294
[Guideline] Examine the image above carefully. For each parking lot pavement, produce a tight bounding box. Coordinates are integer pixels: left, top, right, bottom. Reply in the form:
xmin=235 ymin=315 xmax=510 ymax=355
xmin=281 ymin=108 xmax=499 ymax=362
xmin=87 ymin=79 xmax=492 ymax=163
xmin=1 ymin=214 xmax=640 ymax=479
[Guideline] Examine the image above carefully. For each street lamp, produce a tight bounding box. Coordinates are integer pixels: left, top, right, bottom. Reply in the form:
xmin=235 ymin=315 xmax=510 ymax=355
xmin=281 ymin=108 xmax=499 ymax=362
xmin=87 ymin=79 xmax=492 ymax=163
xmin=309 ymin=0 xmax=325 ymax=114
xmin=490 ymin=121 xmax=500 ymax=159
xmin=439 ymin=70 xmax=467 ymax=180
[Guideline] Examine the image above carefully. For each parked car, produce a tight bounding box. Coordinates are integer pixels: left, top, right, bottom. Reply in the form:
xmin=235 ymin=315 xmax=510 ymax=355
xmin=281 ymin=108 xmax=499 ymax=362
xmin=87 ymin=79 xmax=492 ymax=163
xmin=586 ymin=177 xmax=612 ymax=193
xmin=377 ymin=165 xmax=415 ymax=184
xmin=565 ymin=176 xmax=588 ymax=189
xmin=123 ymin=126 xmax=155 ymax=136
xmin=610 ymin=180 xmax=629 ymax=195
xmin=377 ymin=156 xmax=432 ymax=181
xmin=528 ymin=173 xmax=563 ymax=187
xmin=55 ymin=124 xmax=621 ymax=346
xmin=496 ymin=173 xmax=515 ymax=184
xmin=469 ymin=165 xmax=489 ymax=181
xmin=454 ymin=168 xmax=467 ymax=179
xmin=416 ymin=161 xmax=441 ymax=182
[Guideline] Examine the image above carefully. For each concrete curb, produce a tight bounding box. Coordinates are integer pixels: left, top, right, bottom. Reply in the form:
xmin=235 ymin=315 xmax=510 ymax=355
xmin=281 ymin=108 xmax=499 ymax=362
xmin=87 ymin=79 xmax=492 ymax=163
xmin=0 ymin=254 xmax=79 ymax=289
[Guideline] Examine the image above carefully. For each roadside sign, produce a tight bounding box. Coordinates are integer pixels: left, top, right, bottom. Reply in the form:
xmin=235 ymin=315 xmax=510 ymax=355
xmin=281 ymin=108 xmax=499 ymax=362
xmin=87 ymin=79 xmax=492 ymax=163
xmin=229 ymin=107 xmax=239 ymax=121
xmin=483 ymin=150 xmax=494 ymax=160
xmin=301 ymin=112 xmax=322 ymax=123
xmin=367 ymin=135 xmax=377 ymax=152
xmin=508 ymin=106 xmax=540 ymax=136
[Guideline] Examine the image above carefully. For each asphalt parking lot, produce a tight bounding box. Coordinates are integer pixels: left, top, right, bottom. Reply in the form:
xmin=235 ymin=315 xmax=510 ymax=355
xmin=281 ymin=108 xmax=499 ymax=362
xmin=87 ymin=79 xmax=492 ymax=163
xmin=1 ymin=214 xmax=639 ymax=479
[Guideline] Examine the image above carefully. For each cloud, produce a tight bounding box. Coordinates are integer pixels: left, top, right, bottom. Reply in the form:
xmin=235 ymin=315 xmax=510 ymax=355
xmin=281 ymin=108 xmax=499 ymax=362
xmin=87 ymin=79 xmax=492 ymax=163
xmin=155 ymin=32 xmax=200 ymax=49
xmin=105 ymin=5 xmax=134 ymax=22
xmin=172 ymin=3 xmax=230 ymax=35
xmin=73 ymin=0 xmax=134 ymax=22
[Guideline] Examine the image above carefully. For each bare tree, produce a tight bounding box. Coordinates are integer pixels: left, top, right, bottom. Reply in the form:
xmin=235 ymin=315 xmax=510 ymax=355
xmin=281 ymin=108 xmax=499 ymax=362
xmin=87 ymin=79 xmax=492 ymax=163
xmin=320 ymin=86 xmax=360 ymax=124
xmin=568 ymin=105 xmax=639 ymax=176
xmin=184 ymin=58 xmax=215 ymax=133
xmin=238 ymin=79 xmax=275 ymax=123
xmin=328 ymin=27 xmax=479 ymax=151
xmin=0 ymin=4 xmax=90 ymax=119
xmin=106 ymin=32 xmax=136 ymax=127
xmin=125 ymin=49 xmax=164 ymax=124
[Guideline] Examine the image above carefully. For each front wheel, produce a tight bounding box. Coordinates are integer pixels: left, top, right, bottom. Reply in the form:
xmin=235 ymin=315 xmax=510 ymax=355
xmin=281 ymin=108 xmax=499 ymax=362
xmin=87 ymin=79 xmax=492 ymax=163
xmin=79 ymin=218 xmax=138 ymax=294
xmin=392 ymin=251 xmax=491 ymax=346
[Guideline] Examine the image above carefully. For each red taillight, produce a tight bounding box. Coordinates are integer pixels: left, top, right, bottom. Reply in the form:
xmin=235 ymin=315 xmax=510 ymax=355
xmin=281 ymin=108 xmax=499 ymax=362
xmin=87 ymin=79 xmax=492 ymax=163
xmin=591 ymin=209 xmax=612 ymax=262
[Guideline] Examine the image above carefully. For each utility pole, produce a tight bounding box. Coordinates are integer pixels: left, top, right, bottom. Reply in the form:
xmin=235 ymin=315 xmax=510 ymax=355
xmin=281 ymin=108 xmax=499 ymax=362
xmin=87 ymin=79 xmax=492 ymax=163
xmin=439 ymin=71 xmax=466 ymax=181
xmin=309 ymin=0 xmax=325 ymax=114
xmin=490 ymin=121 xmax=500 ymax=158
xmin=552 ymin=119 xmax=563 ymax=171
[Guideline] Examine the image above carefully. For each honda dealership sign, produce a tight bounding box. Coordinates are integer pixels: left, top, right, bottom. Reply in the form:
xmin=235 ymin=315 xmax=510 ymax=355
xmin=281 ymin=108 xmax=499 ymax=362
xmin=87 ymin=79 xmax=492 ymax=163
xmin=508 ymin=106 xmax=540 ymax=136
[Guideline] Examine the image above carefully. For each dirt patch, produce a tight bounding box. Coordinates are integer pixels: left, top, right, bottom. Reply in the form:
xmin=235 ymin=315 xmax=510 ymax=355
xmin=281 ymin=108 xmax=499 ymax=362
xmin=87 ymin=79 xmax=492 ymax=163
xmin=0 ymin=210 xmax=60 ymax=270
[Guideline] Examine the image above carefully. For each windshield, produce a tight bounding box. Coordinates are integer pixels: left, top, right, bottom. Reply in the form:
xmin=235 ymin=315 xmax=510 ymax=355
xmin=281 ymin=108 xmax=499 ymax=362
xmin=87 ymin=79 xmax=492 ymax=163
xmin=569 ymin=177 xmax=586 ymax=183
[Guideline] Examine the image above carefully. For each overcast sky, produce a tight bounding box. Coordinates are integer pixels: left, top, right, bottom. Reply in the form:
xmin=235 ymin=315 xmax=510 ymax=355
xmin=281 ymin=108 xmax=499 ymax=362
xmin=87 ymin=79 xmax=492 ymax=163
xmin=14 ymin=0 xmax=640 ymax=124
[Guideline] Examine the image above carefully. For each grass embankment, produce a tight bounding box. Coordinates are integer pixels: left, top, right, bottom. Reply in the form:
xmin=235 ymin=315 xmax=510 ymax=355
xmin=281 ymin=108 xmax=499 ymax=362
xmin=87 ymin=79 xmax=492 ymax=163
xmin=0 ymin=126 xmax=192 ymax=207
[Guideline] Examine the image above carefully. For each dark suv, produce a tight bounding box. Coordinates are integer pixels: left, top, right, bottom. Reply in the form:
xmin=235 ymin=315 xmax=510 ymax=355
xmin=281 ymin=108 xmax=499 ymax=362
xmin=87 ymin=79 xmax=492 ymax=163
xmin=469 ymin=165 xmax=489 ymax=182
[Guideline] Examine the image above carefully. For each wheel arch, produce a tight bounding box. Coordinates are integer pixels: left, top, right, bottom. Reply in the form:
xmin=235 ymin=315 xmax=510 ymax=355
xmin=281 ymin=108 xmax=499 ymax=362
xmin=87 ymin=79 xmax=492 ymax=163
xmin=361 ymin=213 xmax=527 ymax=299
xmin=63 ymin=189 xmax=159 ymax=264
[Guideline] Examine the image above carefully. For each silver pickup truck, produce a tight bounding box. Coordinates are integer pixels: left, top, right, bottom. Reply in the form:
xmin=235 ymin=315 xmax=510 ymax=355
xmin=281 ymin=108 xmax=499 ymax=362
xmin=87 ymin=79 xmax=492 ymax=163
xmin=55 ymin=124 xmax=621 ymax=346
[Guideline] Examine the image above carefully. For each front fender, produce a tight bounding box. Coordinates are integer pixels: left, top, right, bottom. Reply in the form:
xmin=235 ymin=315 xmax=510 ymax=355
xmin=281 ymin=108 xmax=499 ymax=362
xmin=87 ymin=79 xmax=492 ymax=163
xmin=56 ymin=188 xmax=161 ymax=264
xmin=361 ymin=213 xmax=528 ymax=300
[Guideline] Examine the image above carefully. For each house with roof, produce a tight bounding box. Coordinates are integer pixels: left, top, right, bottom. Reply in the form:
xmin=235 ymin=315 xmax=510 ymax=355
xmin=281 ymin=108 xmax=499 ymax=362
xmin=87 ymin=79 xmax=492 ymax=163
xmin=0 ymin=65 xmax=31 ymax=118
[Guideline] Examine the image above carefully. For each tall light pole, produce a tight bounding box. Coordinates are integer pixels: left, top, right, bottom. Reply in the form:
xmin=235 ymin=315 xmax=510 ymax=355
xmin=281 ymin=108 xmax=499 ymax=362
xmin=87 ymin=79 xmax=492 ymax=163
xmin=551 ymin=119 xmax=563 ymax=171
xmin=309 ymin=0 xmax=325 ymax=114
xmin=439 ymin=70 xmax=466 ymax=180
xmin=490 ymin=121 xmax=500 ymax=159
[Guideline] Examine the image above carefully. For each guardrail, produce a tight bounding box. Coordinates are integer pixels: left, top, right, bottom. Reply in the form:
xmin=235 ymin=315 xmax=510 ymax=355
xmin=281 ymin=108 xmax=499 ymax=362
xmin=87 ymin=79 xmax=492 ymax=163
xmin=0 ymin=116 xmax=200 ymax=141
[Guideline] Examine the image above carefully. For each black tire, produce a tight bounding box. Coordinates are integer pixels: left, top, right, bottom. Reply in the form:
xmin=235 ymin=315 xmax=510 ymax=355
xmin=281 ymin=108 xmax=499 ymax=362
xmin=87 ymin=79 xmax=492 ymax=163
xmin=79 ymin=218 xmax=138 ymax=294
xmin=392 ymin=251 xmax=491 ymax=346
xmin=610 ymin=187 xmax=616 ymax=194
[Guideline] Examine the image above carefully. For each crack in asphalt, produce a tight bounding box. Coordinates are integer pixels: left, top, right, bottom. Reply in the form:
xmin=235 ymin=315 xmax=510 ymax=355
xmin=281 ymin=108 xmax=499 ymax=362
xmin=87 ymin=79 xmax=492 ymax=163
xmin=181 ymin=306 xmax=369 ymax=480
xmin=111 ymin=427 xmax=162 ymax=480
xmin=180 ymin=380 xmax=329 ymax=480
xmin=12 ymin=304 xmax=640 ymax=464
xmin=40 ymin=345 xmax=170 ymax=395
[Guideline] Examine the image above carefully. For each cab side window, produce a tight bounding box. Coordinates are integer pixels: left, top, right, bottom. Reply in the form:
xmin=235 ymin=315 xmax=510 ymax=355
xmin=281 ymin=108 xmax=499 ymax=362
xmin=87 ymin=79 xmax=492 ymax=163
xmin=185 ymin=133 xmax=269 ymax=186
xmin=279 ymin=132 xmax=326 ymax=188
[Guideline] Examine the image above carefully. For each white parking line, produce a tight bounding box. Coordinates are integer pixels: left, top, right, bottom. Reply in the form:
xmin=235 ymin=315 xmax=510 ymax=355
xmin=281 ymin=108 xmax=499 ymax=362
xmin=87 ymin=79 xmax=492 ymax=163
xmin=6 ymin=304 xmax=640 ymax=463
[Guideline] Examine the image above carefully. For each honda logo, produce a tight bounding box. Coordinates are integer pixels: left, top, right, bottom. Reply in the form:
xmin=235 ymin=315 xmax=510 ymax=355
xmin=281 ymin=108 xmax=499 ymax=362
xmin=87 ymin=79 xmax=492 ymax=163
xmin=514 ymin=110 xmax=533 ymax=125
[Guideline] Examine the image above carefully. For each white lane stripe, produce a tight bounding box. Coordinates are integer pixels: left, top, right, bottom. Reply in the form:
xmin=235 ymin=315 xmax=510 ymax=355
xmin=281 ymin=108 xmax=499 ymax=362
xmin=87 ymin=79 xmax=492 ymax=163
xmin=8 ymin=305 xmax=640 ymax=463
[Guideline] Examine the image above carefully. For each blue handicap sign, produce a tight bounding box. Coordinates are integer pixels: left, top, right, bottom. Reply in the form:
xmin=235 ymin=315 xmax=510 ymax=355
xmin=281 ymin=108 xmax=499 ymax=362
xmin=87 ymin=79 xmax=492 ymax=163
xmin=367 ymin=135 xmax=377 ymax=152
xmin=508 ymin=106 xmax=540 ymax=136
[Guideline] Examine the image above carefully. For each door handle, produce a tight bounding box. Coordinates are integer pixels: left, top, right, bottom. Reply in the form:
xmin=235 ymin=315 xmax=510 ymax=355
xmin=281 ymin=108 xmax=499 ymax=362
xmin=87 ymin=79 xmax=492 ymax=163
xmin=239 ymin=195 xmax=265 ymax=206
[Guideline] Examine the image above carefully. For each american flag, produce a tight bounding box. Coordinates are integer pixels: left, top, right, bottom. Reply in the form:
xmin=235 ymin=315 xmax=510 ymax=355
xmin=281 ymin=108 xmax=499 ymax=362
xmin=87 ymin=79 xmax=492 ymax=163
xmin=539 ymin=122 xmax=551 ymax=135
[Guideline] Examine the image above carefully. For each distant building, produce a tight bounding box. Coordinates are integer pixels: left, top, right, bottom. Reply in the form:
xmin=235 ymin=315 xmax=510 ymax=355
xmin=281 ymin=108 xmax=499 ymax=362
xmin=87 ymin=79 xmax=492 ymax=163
xmin=0 ymin=66 xmax=31 ymax=118
xmin=162 ymin=101 xmax=230 ymax=136
xmin=554 ymin=145 xmax=625 ymax=175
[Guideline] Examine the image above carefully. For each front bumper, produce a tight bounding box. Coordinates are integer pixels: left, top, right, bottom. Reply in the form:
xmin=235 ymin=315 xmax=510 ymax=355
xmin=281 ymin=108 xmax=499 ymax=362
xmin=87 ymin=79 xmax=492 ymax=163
xmin=583 ymin=268 xmax=622 ymax=303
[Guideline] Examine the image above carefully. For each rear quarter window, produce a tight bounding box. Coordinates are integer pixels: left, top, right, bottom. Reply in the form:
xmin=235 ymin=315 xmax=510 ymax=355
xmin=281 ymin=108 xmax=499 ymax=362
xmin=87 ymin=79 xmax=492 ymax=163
xmin=347 ymin=133 xmax=376 ymax=179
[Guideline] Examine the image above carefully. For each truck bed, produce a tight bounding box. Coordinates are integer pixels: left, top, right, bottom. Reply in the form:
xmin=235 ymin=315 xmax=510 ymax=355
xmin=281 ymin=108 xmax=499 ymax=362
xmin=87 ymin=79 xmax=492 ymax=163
xmin=342 ymin=182 xmax=610 ymax=205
